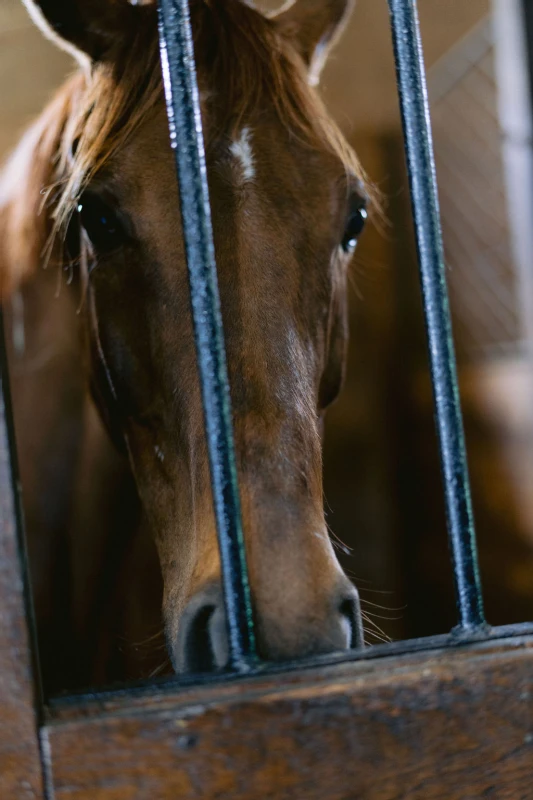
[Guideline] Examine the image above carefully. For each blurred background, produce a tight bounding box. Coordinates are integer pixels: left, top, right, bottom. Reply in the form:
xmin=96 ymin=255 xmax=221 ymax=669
xmin=2 ymin=0 xmax=533 ymax=653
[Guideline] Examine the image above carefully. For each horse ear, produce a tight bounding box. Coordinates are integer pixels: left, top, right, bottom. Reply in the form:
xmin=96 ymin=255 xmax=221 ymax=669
xmin=22 ymin=0 xmax=137 ymax=61
xmin=274 ymin=0 xmax=354 ymax=85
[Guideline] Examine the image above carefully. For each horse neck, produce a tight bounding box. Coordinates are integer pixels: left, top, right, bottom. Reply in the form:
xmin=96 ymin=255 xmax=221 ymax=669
xmin=0 ymin=74 xmax=148 ymax=691
xmin=1 ymin=72 xmax=87 ymax=621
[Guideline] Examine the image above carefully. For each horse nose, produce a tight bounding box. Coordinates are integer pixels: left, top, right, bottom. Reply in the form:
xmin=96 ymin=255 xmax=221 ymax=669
xmin=253 ymin=579 xmax=364 ymax=662
xmin=339 ymin=585 xmax=364 ymax=649
xmin=173 ymin=583 xmax=228 ymax=673
xmin=173 ymin=581 xmax=364 ymax=673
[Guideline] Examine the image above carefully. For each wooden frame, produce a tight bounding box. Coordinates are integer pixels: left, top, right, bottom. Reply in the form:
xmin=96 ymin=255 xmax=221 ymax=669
xmin=0 ymin=326 xmax=45 ymax=798
xmin=43 ymin=630 xmax=532 ymax=799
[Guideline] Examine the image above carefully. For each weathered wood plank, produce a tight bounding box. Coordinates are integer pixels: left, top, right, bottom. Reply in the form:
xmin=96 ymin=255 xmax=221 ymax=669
xmin=0 ymin=320 xmax=44 ymax=798
xmin=46 ymin=633 xmax=533 ymax=799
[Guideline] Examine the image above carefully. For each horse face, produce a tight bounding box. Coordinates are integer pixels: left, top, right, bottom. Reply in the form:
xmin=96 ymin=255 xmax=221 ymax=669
xmin=28 ymin=0 xmax=367 ymax=670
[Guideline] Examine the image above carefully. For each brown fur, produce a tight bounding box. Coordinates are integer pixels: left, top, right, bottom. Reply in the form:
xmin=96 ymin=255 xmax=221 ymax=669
xmin=51 ymin=1 xmax=366 ymax=244
xmin=1 ymin=0 xmax=369 ymax=690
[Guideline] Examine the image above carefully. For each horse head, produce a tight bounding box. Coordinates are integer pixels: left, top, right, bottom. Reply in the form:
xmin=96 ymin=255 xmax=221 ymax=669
xmin=22 ymin=0 xmax=368 ymax=672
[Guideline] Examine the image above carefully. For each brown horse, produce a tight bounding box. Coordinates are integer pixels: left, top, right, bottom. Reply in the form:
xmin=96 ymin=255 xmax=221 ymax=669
xmin=0 ymin=0 xmax=369 ymax=691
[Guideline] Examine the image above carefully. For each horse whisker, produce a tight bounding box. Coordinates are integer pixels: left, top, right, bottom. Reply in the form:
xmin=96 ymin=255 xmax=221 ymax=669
xmin=360 ymin=611 xmax=392 ymax=642
xmin=363 ymin=629 xmax=391 ymax=645
xmin=360 ymin=598 xmax=407 ymax=613
xmin=147 ymin=659 xmax=172 ymax=678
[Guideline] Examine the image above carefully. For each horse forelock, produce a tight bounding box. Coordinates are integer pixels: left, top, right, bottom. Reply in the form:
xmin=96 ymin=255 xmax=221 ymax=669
xmin=52 ymin=0 xmax=370 ymax=234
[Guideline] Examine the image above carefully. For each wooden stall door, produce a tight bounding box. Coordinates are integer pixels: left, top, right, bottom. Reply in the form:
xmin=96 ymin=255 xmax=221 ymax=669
xmin=36 ymin=630 xmax=531 ymax=800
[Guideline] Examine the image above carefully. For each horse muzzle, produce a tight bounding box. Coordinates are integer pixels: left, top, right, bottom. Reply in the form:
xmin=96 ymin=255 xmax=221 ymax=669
xmin=172 ymin=578 xmax=364 ymax=673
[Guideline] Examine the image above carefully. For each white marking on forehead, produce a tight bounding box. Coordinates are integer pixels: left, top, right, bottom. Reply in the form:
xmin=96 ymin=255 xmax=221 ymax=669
xmin=230 ymin=127 xmax=255 ymax=182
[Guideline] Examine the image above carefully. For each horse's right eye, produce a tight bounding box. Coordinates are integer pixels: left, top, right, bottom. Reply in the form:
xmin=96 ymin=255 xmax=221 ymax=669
xmin=77 ymin=193 xmax=128 ymax=254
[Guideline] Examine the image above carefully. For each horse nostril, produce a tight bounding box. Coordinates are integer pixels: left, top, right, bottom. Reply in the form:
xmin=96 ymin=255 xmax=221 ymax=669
xmin=340 ymin=594 xmax=364 ymax=649
xmin=185 ymin=604 xmax=216 ymax=673
xmin=174 ymin=585 xmax=229 ymax=673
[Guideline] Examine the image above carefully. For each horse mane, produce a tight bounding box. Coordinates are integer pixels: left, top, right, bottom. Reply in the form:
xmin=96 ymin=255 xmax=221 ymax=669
xmin=0 ymin=76 xmax=85 ymax=299
xmin=0 ymin=0 xmax=367 ymax=298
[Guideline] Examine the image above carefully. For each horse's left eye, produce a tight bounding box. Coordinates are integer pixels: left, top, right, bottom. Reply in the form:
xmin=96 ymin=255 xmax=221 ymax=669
xmin=341 ymin=199 xmax=368 ymax=254
xmin=77 ymin=192 xmax=128 ymax=254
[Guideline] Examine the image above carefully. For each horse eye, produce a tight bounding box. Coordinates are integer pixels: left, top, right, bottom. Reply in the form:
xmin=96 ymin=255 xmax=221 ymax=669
xmin=341 ymin=199 xmax=368 ymax=254
xmin=77 ymin=193 xmax=128 ymax=254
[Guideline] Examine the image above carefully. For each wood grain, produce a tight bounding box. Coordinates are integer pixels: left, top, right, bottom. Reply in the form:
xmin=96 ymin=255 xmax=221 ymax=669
xmin=0 ymin=336 xmax=44 ymax=798
xmin=46 ymin=632 xmax=533 ymax=800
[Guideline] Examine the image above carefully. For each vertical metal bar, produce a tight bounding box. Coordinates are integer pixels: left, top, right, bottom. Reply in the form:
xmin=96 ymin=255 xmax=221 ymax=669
xmin=157 ymin=0 xmax=256 ymax=669
xmin=387 ymin=0 xmax=486 ymax=630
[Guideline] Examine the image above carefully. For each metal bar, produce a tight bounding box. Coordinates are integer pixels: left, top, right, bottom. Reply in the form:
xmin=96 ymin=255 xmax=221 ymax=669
xmin=157 ymin=0 xmax=256 ymax=669
xmin=387 ymin=0 xmax=486 ymax=630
